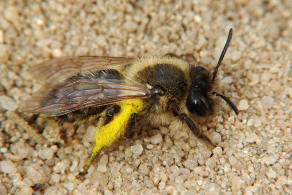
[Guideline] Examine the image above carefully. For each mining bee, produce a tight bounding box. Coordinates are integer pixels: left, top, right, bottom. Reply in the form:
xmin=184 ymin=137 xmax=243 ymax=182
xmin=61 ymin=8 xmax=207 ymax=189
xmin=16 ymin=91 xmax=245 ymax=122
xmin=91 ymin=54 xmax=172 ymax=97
xmin=21 ymin=29 xmax=238 ymax=175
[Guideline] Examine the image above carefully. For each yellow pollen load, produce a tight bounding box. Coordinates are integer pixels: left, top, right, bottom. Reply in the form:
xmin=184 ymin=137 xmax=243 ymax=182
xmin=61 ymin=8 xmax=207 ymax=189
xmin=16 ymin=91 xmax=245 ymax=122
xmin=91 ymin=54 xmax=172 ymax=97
xmin=82 ymin=99 xmax=144 ymax=173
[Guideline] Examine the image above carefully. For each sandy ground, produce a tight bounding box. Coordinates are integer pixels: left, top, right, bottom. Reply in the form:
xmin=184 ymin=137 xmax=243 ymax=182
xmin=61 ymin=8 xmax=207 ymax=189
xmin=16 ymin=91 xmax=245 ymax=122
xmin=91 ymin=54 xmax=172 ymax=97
xmin=0 ymin=0 xmax=291 ymax=194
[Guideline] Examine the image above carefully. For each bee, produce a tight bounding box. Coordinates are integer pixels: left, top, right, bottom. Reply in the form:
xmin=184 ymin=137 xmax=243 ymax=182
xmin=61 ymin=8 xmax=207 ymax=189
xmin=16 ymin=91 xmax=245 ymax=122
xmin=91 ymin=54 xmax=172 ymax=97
xmin=21 ymin=29 xmax=238 ymax=175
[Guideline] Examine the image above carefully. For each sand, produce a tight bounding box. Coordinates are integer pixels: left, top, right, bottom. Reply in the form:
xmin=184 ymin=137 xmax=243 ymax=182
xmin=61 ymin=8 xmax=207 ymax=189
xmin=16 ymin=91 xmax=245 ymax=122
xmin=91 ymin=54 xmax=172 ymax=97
xmin=0 ymin=0 xmax=291 ymax=194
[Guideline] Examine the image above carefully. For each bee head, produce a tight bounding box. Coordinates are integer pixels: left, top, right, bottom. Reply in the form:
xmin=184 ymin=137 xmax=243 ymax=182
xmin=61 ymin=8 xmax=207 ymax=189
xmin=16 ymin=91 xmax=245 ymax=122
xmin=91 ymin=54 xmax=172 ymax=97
xmin=186 ymin=66 xmax=213 ymax=116
xmin=186 ymin=28 xmax=238 ymax=116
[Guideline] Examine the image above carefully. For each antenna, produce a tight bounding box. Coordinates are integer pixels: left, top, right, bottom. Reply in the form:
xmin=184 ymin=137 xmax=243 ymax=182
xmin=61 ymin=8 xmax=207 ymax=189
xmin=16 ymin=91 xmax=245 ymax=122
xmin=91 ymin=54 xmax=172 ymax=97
xmin=211 ymin=28 xmax=233 ymax=82
xmin=213 ymin=91 xmax=238 ymax=115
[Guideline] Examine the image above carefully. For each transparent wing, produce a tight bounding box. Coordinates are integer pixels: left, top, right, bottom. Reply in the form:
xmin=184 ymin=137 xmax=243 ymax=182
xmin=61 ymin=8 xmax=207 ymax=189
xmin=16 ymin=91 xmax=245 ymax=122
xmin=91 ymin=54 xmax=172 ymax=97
xmin=30 ymin=56 xmax=136 ymax=84
xmin=21 ymin=78 xmax=149 ymax=116
xmin=21 ymin=56 xmax=149 ymax=116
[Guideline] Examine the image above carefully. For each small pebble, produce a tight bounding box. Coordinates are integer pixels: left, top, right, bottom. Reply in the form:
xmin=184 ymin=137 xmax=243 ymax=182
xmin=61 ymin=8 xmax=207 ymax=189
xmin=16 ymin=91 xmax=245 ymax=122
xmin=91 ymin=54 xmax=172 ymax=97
xmin=0 ymin=30 xmax=4 ymax=44
xmin=276 ymin=175 xmax=288 ymax=186
xmin=205 ymin=157 xmax=216 ymax=169
xmin=63 ymin=182 xmax=74 ymax=192
xmin=138 ymin=163 xmax=150 ymax=175
xmin=130 ymin=144 xmax=143 ymax=156
xmin=266 ymin=167 xmax=277 ymax=179
xmin=209 ymin=131 xmax=222 ymax=145
xmin=247 ymin=118 xmax=254 ymax=126
xmin=51 ymin=48 xmax=63 ymax=58
xmin=286 ymin=87 xmax=292 ymax=98
xmin=0 ymin=160 xmax=17 ymax=174
xmin=205 ymin=183 xmax=221 ymax=195
xmin=10 ymin=141 xmax=32 ymax=159
xmin=159 ymin=181 xmax=166 ymax=190
xmin=221 ymin=76 xmax=233 ymax=85
xmin=245 ymin=186 xmax=258 ymax=195
xmin=149 ymin=134 xmax=163 ymax=145
xmin=246 ymin=133 xmax=257 ymax=143
xmin=0 ymin=95 xmax=16 ymax=111
xmin=97 ymin=154 xmax=108 ymax=173
xmin=53 ymin=160 xmax=70 ymax=174
xmin=238 ymin=99 xmax=249 ymax=110
xmin=15 ymin=186 xmax=33 ymax=195
xmin=50 ymin=174 xmax=60 ymax=183
xmin=263 ymin=154 xmax=280 ymax=165
xmin=160 ymin=172 xmax=168 ymax=182
xmin=261 ymin=96 xmax=274 ymax=109
xmin=83 ymin=126 xmax=96 ymax=143
xmin=183 ymin=158 xmax=198 ymax=169
xmin=96 ymin=35 xmax=107 ymax=47
xmin=248 ymin=73 xmax=259 ymax=85
xmin=4 ymin=7 xmax=19 ymax=23
xmin=93 ymin=172 xmax=109 ymax=187
xmin=212 ymin=147 xmax=223 ymax=155
xmin=69 ymin=159 xmax=79 ymax=172
xmin=232 ymin=176 xmax=243 ymax=192
xmin=25 ymin=164 xmax=48 ymax=184
xmin=261 ymin=71 xmax=272 ymax=83
xmin=0 ymin=45 xmax=9 ymax=63
xmin=38 ymin=147 xmax=55 ymax=160
xmin=231 ymin=50 xmax=242 ymax=61
xmin=229 ymin=156 xmax=238 ymax=166
xmin=146 ymin=144 xmax=154 ymax=149
xmin=124 ymin=21 xmax=137 ymax=32
xmin=44 ymin=186 xmax=67 ymax=195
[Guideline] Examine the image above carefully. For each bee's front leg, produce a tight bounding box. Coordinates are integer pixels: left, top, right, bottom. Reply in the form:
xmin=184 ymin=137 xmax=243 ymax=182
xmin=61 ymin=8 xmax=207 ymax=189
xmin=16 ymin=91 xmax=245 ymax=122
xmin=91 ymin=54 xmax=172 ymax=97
xmin=104 ymin=105 xmax=121 ymax=125
xmin=125 ymin=113 xmax=137 ymax=138
xmin=179 ymin=113 xmax=215 ymax=147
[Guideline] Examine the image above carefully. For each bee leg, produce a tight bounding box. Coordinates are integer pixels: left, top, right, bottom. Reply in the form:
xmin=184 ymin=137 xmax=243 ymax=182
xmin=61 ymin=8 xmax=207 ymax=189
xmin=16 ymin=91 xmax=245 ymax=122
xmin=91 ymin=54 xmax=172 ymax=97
xmin=125 ymin=113 xmax=137 ymax=138
xmin=103 ymin=105 xmax=121 ymax=125
xmin=179 ymin=113 xmax=215 ymax=147
xmin=79 ymin=99 xmax=144 ymax=177
xmin=79 ymin=105 xmax=121 ymax=177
